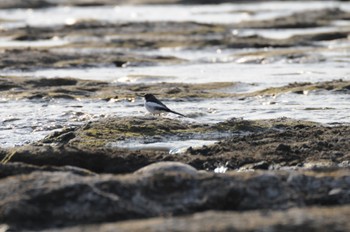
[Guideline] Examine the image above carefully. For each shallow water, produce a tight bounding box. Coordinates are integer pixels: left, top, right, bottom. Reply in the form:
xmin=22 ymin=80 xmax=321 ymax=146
xmin=1 ymin=89 xmax=349 ymax=148
xmin=0 ymin=1 xmax=350 ymax=148
xmin=108 ymin=139 xmax=218 ymax=154
xmin=5 ymin=58 xmax=349 ymax=89
xmin=1 ymin=2 xmax=349 ymax=28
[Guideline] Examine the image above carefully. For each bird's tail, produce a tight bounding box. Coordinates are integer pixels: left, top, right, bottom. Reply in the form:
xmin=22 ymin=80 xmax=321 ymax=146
xmin=170 ymin=110 xmax=186 ymax=117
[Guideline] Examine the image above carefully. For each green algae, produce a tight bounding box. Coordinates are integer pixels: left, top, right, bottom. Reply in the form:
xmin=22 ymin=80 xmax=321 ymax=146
xmin=69 ymin=117 xmax=206 ymax=148
xmin=47 ymin=116 xmax=321 ymax=149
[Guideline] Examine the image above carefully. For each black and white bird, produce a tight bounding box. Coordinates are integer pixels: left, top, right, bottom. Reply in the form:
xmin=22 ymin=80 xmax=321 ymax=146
xmin=144 ymin=94 xmax=185 ymax=117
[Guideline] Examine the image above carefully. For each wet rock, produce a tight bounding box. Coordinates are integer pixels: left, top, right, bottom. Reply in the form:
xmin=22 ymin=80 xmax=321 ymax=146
xmin=25 ymin=78 xmax=78 ymax=87
xmin=40 ymin=127 xmax=78 ymax=144
xmin=291 ymin=31 xmax=350 ymax=44
xmin=0 ymin=76 xmax=236 ymax=100
xmin=0 ymin=166 xmax=349 ymax=230
xmin=247 ymin=79 xmax=350 ymax=97
xmin=1 ymin=145 xmax=160 ymax=174
xmin=45 ymin=116 xmax=308 ymax=150
xmin=233 ymin=47 xmax=327 ymax=64
xmin=1 ymin=117 xmax=348 ymax=173
xmin=0 ymin=0 xmax=54 ymax=9
xmin=238 ymin=8 xmax=350 ymax=29
xmin=0 ymin=49 xmax=184 ymax=71
xmin=0 ymin=76 xmax=109 ymax=100
xmin=189 ymin=120 xmax=350 ymax=170
xmin=0 ymin=77 xmax=19 ymax=91
xmin=0 ymin=162 xmax=95 ymax=179
xmin=238 ymin=161 xmax=270 ymax=171
xmin=276 ymin=143 xmax=291 ymax=152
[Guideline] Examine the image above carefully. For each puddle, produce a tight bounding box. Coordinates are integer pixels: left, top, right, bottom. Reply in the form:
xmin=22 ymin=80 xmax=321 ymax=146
xmin=108 ymin=139 xmax=218 ymax=154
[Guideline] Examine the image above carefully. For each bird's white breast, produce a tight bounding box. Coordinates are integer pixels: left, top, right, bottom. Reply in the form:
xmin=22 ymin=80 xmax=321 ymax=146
xmin=145 ymin=101 xmax=165 ymax=114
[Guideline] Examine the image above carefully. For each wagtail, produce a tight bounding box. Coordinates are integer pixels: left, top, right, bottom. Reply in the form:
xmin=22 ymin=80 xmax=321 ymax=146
xmin=144 ymin=94 xmax=185 ymax=117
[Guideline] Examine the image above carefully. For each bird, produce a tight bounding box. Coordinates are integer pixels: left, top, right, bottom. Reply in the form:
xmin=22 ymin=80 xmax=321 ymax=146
xmin=144 ymin=94 xmax=186 ymax=117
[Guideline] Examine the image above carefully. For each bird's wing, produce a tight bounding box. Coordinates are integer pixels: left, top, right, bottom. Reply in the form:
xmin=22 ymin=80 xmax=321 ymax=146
xmin=146 ymin=101 xmax=171 ymax=112
xmin=152 ymin=98 xmax=170 ymax=109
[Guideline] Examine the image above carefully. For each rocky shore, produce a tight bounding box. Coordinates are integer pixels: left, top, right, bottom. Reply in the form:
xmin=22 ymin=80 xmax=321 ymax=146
xmin=1 ymin=115 xmax=350 ymax=231
xmin=0 ymin=0 xmax=349 ymax=231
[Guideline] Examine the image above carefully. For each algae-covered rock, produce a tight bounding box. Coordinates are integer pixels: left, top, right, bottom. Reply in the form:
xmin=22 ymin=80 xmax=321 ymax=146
xmin=1 ymin=117 xmax=349 ymax=173
xmin=40 ymin=116 xmax=317 ymax=149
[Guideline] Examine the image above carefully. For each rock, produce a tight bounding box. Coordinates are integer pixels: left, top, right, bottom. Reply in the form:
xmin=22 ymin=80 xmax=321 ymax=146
xmin=134 ymin=161 xmax=198 ymax=177
xmin=43 ymin=206 xmax=350 ymax=232
xmin=0 ymin=162 xmax=95 ymax=179
xmin=1 ymin=117 xmax=349 ymax=173
xmin=0 ymin=76 xmax=235 ymax=100
xmin=276 ymin=143 xmax=292 ymax=152
xmin=237 ymin=8 xmax=350 ymax=29
xmin=1 ymin=145 xmax=158 ymax=174
xmin=238 ymin=161 xmax=270 ymax=171
xmin=0 ymin=166 xmax=349 ymax=230
xmin=190 ymin=122 xmax=350 ymax=169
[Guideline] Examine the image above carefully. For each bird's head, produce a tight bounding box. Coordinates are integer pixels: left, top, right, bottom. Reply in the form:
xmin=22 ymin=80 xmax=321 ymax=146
xmin=144 ymin=94 xmax=156 ymax=101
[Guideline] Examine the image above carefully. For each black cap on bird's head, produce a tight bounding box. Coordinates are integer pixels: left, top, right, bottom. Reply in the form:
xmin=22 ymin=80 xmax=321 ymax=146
xmin=144 ymin=94 xmax=157 ymax=101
